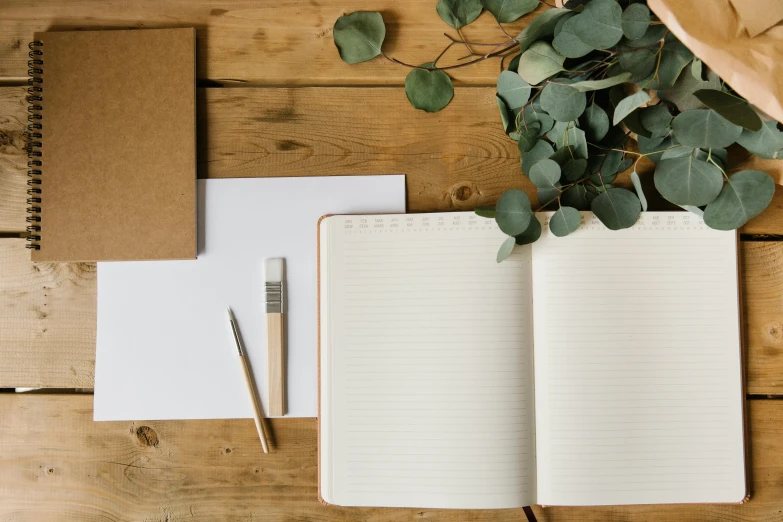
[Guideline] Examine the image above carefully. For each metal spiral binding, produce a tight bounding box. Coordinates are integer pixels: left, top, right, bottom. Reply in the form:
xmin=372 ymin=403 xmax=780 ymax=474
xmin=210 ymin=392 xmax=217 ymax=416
xmin=25 ymin=40 xmax=43 ymax=249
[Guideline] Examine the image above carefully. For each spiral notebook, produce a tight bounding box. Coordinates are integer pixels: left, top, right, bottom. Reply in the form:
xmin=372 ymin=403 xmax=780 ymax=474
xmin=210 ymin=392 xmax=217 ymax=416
xmin=26 ymin=28 xmax=196 ymax=261
xmin=318 ymin=212 xmax=747 ymax=508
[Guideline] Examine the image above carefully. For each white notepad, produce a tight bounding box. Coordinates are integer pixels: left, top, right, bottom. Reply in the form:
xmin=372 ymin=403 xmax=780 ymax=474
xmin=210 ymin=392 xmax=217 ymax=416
xmin=318 ymin=211 xmax=746 ymax=508
xmin=94 ymin=175 xmax=405 ymax=420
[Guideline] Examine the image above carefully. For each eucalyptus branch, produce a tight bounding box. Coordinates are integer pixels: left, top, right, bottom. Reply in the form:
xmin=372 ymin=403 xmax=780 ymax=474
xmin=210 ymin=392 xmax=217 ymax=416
xmin=382 ymin=40 xmax=518 ymax=71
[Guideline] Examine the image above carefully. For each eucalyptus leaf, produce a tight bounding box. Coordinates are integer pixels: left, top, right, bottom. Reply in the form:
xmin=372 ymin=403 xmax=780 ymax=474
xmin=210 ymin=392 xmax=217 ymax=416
xmin=573 ymin=0 xmax=624 ymax=49
xmin=638 ymin=134 xmax=677 ymax=164
xmin=660 ymin=67 xmax=721 ymax=112
xmin=563 ymin=158 xmax=588 ymax=181
xmin=654 ymin=156 xmax=723 ymax=206
xmin=495 ymin=189 xmax=533 ymax=235
xmin=537 ymin=186 xmax=561 ymax=204
xmin=617 ymin=157 xmax=633 ymax=172
xmin=672 ymin=109 xmax=743 ymax=149
xmin=589 ymin=149 xmax=623 ymax=184
xmin=617 ymin=43 xmax=657 ymax=81
xmin=508 ymin=53 xmax=522 ymax=72
xmin=521 ymin=139 xmax=555 ymax=175
xmin=613 ymin=90 xmax=651 ymax=125
xmin=549 ymin=145 xmax=575 ymax=166
xmin=540 ymin=82 xmax=587 ymax=122
xmin=622 ymin=109 xmax=652 ymax=139
xmin=497 ymin=236 xmax=517 ymax=263
xmin=552 ymin=15 xmax=594 ymax=58
xmin=522 ymin=105 xmax=555 ymax=136
xmin=436 ymin=0 xmax=483 ymax=29
xmin=582 ymin=102 xmax=610 ymax=141
xmin=661 ymin=147 xmax=729 ymax=168
xmin=691 ymin=58 xmax=704 ymax=80
xmin=496 ymin=94 xmax=513 ymax=135
xmin=475 ymin=206 xmax=496 ymax=218
xmin=736 ymin=120 xmax=783 ymax=159
xmin=516 ymin=8 xmax=571 ymax=52
xmin=625 ymin=23 xmax=667 ymax=48
xmin=639 ymin=105 xmax=673 ymax=137
xmin=640 ymin=38 xmax=694 ymax=90
xmin=405 ymin=64 xmax=454 ymax=113
xmin=553 ymin=11 xmax=575 ymax=36
xmin=547 ymin=124 xmax=588 ymax=159
xmin=591 ymin=187 xmax=641 ymax=230
xmin=630 ymin=170 xmax=648 ymax=210
xmin=561 ymin=184 xmax=594 ymax=209
xmin=693 ymin=89 xmax=763 ymax=132
xmin=550 ymin=206 xmax=582 ymax=237
xmin=497 ymin=70 xmax=532 ymax=109
xmin=518 ymin=121 xmax=542 ymax=152
xmin=621 ymin=3 xmax=650 ymax=40
xmin=703 ymin=170 xmax=775 ymax=230
xmin=333 ymin=12 xmax=386 ymax=64
xmin=530 ymin=158 xmax=562 ymax=188
xmin=517 ymin=42 xmax=566 ymax=85
xmin=515 ymin=216 xmax=542 ymax=244
xmin=482 ymin=0 xmax=538 ymax=23
xmin=570 ymin=72 xmax=632 ymax=92
xmin=680 ymin=205 xmax=704 ymax=217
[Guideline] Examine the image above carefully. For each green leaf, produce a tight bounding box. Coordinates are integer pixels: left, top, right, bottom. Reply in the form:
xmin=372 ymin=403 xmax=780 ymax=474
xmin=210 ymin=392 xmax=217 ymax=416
xmin=660 ymin=67 xmax=721 ymax=112
xmin=622 ymin=108 xmax=652 ymax=138
xmin=436 ymin=0 xmax=483 ymax=29
xmin=737 ymin=120 xmax=783 ymax=159
xmin=638 ymin=134 xmax=677 ymax=164
xmin=588 ymin=149 xmax=623 ymax=184
xmin=547 ymin=123 xmax=588 ymax=159
xmin=693 ymin=89 xmax=763 ymax=132
xmin=659 ymin=147 xmax=727 ymax=169
xmin=496 ymin=94 xmax=513 ymax=134
xmin=495 ymin=189 xmax=533 ymax=235
xmin=591 ymin=187 xmax=641 ymax=230
xmin=540 ymin=82 xmax=587 ymax=122
xmin=521 ymin=139 xmax=555 ymax=175
xmin=517 ymin=42 xmax=566 ymax=85
xmin=405 ymin=63 xmax=454 ymax=113
xmin=475 ymin=206 xmax=496 ymax=218
xmin=522 ymin=105 xmax=555 ymax=136
xmin=518 ymin=121 xmax=541 ymax=152
xmin=672 ymin=109 xmax=743 ymax=149
xmin=497 ymin=71 xmax=531 ymax=109
xmin=625 ymin=23 xmax=667 ymax=48
xmin=613 ymin=91 xmax=651 ymax=125
xmin=550 ymin=206 xmax=582 ymax=237
xmin=582 ymin=103 xmax=610 ymax=141
xmin=552 ymin=15 xmax=594 ymax=58
xmin=563 ymin=158 xmax=588 ymax=181
xmin=516 ymin=8 xmax=571 ymax=52
xmin=497 ymin=235 xmax=517 ymax=262
xmin=703 ymin=170 xmax=775 ymax=230
xmin=508 ymin=53 xmax=522 ymax=72
xmin=573 ymin=0 xmax=624 ymax=50
xmin=482 ymin=0 xmax=538 ymax=23
xmin=537 ymin=186 xmax=561 ymax=204
xmin=562 ymin=184 xmax=594 ymax=209
xmin=654 ymin=156 xmax=723 ymax=206
xmin=639 ymin=105 xmax=672 ymax=137
xmin=630 ymin=170 xmax=647 ymax=211
xmin=640 ymin=38 xmax=694 ymax=90
xmin=333 ymin=12 xmax=386 ymax=64
xmin=691 ymin=58 xmax=704 ymax=80
xmin=621 ymin=3 xmax=650 ymax=40
xmin=515 ymin=216 xmax=542 ymax=245
xmin=617 ymin=157 xmax=633 ymax=173
xmin=617 ymin=43 xmax=657 ymax=81
xmin=680 ymin=205 xmax=704 ymax=217
xmin=569 ymin=72 xmax=632 ymax=92
xmin=530 ymin=158 xmax=562 ymax=188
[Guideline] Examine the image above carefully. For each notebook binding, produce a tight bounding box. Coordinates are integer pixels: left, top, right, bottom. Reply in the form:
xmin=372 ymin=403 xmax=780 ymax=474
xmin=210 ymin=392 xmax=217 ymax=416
xmin=25 ymin=40 xmax=44 ymax=250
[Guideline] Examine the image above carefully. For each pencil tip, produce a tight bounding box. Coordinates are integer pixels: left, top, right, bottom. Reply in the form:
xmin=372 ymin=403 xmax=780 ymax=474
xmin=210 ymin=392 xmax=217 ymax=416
xmin=226 ymin=307 xmax=234 ymax=321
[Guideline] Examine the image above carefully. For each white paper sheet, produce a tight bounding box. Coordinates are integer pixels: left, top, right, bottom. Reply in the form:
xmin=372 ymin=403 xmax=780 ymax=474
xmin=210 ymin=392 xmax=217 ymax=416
xmin=94 ymin=175 xmax=406 ymax=420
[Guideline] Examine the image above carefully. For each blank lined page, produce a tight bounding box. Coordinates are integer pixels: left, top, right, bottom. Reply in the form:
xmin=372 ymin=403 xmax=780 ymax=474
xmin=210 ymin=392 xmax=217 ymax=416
xmin=320 ymin=213 xmax=535 ymax=509
xmin=532 ymin=212 xmax=746 ymax=506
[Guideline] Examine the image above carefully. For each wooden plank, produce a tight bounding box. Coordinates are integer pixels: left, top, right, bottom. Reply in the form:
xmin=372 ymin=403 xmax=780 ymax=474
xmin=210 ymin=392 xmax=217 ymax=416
xmin=0 ymin=393 xmax=779 ymax=521
xmin=2 ymin=238 xmax=782 ymax=392
xmin=0 ymin=0 xmax=536 ymax=85
xmin=0 ymin=86 xmax=27 ymax=231
xmin=0 ymin=239 xmax=96 ymax=388
xmin=2 ymin=86 xmax=782 ymax=231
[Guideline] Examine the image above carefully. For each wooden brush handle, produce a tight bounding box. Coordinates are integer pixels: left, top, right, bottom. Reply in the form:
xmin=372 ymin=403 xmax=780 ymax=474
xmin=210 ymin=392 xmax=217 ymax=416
xmin=266 ymin=312 xmax=285 ymax=417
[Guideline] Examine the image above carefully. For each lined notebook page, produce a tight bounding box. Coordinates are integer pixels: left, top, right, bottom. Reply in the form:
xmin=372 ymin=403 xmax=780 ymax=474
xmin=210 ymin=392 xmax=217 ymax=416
xmin=319 ymin=213 xmax=536 ymax=509
xmin=532 ymin=212 xmax=746 ymax=506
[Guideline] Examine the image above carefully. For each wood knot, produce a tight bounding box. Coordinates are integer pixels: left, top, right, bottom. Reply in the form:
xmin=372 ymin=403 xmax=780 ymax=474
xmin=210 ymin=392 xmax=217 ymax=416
xmin=444 ymin=181 xmax=482 ymax=209
xmin=222 ymin=447 xmax=232 ymax=454
xmin=454 ymin=186 xmax=472 ymax=201
xmin=765 ymin=322 xmax=783 ymax=340
xmin=46 ymin=467 xmax=54 ymax=475
xmin=135 ymin=426 xmax=159 ymax=447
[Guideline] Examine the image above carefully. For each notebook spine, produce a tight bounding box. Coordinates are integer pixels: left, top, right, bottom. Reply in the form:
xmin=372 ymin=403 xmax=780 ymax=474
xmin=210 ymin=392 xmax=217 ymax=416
xmin=25 ymin=40 xmax=44 ymax=250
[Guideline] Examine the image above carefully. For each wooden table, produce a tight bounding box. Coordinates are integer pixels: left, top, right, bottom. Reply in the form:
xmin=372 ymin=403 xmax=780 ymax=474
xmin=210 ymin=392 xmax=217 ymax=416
xmin=1 ymin=2 xmax=783 ymax=520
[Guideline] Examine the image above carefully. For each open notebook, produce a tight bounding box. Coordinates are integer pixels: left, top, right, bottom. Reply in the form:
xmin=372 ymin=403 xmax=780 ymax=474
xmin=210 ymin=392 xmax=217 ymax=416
xmin=318 ymin=212 xmax=747 ymax=509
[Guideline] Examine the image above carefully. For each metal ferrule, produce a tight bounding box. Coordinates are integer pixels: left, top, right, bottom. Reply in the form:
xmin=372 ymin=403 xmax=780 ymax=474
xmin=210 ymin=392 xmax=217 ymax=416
xmin=265 ymin=282 xmax=284 ymax=313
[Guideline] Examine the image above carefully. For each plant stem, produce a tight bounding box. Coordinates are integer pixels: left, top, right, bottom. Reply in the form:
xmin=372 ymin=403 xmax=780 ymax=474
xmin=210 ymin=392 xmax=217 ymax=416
xmin=432 ymin=42 xmax=456 ymax=68
xmin=382 ymin=40 xmax=518 ymax=71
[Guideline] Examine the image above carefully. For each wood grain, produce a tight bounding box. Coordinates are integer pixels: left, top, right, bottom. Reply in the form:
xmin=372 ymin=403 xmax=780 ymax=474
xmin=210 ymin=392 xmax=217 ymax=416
xmin=266 ymin=312 xmax=285 ymax=417
xmin=0 ymin=0 xmax=537 ymax=86
xmin=1 ymin=238 xmax=782 ymax=393
xmin=0 ymin=86 xmax=27 ymax=231
xmin=0 ymin=393 xmax=778 ymax=521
